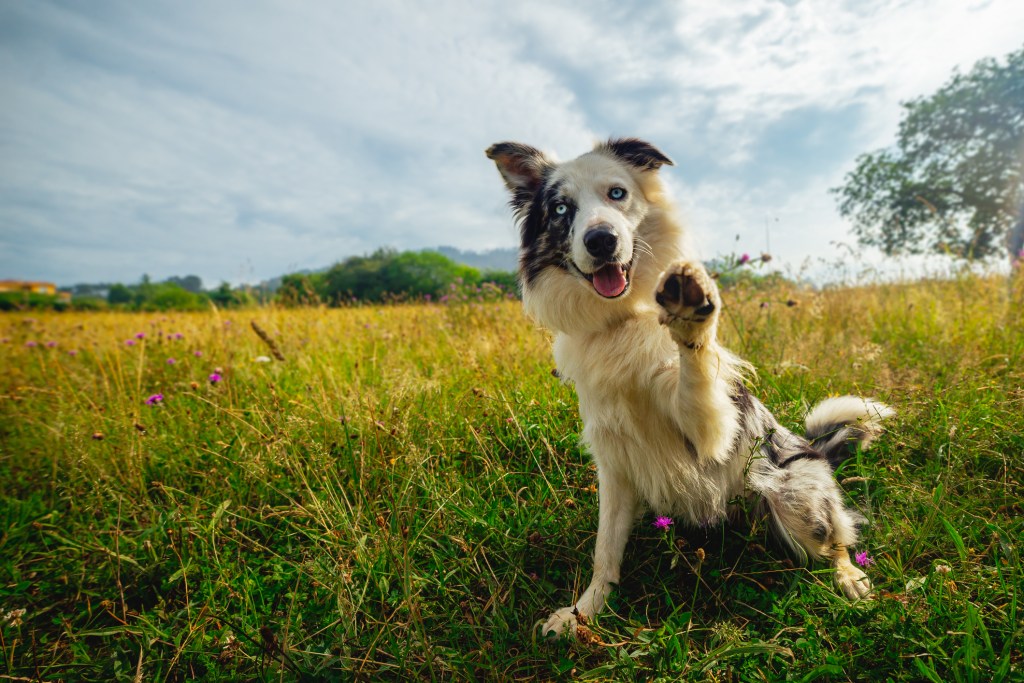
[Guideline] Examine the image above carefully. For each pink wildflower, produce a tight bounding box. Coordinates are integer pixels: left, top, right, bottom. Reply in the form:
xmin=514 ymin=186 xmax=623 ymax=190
xmin=25 ymin=341 xmax=37 ymax=348
xmin=167 ymin=358 xmax=176 ymax=365
xmin=135 ymin=332 xmax=145 ymax=340
xmin=45 ymin=341 xmax=57 ymax=348
xmin=653 ymin=516 xmax=674 ymax=531
xmin=855 ymin=551 xmax=875 ymax=567
xmin=739 ymin=253 xmax=751 ymax=265
xmin=68 ymin=350 xmax=78 ymax=357
xmin=193 ymin=350 xmax=202 ymax=357
xmin=208 ymin=372 xmax=222 ymax=384
xmin=145 ymin=393 xmax=164 ymax=405
xmin=125 ymin=339 xmax=136 ymax=347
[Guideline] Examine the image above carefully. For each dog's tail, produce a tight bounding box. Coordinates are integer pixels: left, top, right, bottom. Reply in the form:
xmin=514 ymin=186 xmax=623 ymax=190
xmin=804 ymin=396 xmax=895 ymax=469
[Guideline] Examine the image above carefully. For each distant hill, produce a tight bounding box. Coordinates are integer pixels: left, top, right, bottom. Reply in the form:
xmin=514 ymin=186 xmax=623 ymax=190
xmin=433 ymin=246 xmax=517 ymax=273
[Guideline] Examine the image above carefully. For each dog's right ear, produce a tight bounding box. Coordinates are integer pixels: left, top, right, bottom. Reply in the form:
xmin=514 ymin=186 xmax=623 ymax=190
xmin=486 ymin=142 xmax=554 ymax=209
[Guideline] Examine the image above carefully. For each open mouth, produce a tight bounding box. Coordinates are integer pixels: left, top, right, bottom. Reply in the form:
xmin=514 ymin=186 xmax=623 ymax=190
xmin=582 ymin=261 xmax=631 ymax=299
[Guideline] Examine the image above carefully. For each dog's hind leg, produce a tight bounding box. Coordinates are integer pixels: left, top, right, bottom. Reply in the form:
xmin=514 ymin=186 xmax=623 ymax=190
xmin=542 ymin=466 xmax=638 ymax=639
xmin=754 ymin=455 xmax=872 ymax=599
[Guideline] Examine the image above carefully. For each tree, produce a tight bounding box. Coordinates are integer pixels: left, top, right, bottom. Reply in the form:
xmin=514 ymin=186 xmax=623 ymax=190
xmin=832 ymin=45 xmax=1024 ymax=260
xmin=208 ymin=281 xmax=254 ymax=308
xmin=319 ymin=248 xmax=481 ymax=303
xmin=107 ymin=283 xmax=133 ymax=305
xmin=165 ymin=275 xmax=203 ymax=293
xmin=276 ymin=273 xmax=324 ymax=306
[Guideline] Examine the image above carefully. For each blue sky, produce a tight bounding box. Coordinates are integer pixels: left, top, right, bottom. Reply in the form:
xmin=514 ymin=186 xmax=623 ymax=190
xmin=1 ymin=0 xmax=1022 ymax=286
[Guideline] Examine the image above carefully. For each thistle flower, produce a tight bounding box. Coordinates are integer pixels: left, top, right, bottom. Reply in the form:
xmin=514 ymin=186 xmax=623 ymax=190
xmin=125 ymin=339 xmax=136 ymax=347
xmin=145 ymin=393 xmax=164 ymax=405
xmin=25 ymin=341 xmax=37 ymax=348
xmin=855 ymin=550 xmax=875 ymax=567
xmin=208 ymin=372 xmax=222 ymax=384
xmin=193 ymin=350 xmax=203 ymax=357
xmin=45 ymin=341 xmax=57 ymax=348
xmin=68 ymin=350 xmax=78 ymax=357
xmin=135 ymin=332 xmax=145 ymax=340
xmin=167 ymin=358 xmax=176 ymax=365
xmin=739 ymin=253 xmax=751 ymax=265
xmin=653 ymin=516 xmax=674 ymax=531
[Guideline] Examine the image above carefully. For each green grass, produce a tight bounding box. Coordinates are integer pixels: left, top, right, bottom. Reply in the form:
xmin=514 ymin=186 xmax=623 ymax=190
xmin=1 ymin=274 xmax=1022 ymax=681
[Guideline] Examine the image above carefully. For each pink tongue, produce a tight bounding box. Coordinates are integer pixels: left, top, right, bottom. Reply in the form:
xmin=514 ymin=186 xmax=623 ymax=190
xmin=592 ymin=264 xmax=627 ymax=298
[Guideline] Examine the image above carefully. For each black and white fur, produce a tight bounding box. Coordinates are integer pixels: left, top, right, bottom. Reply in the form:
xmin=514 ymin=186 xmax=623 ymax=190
xmin=486 ymin=138 xmax=894 ymax=638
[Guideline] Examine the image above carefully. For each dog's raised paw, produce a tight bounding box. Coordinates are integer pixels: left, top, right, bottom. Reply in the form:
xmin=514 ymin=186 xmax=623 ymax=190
xmin=540 ymin=606 xmax=579 ymax=640
xmin=656 ymin=262 xmax=719 ymax=346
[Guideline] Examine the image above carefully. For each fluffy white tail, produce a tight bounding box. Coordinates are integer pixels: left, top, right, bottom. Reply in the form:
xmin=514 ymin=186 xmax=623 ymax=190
xmin=805 ymin=396 xmax=895 ymax=469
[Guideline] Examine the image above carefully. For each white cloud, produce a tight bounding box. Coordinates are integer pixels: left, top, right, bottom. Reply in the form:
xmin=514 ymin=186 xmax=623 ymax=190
xmin=0 ymin=0 xmax=1021 ymax=285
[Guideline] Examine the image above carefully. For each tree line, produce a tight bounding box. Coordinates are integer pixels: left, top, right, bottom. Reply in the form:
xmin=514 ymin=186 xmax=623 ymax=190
xmin=1 ymin=249 xmax=518 ymax=312
xmin=276 ymin=248 xmax=517 ymax=306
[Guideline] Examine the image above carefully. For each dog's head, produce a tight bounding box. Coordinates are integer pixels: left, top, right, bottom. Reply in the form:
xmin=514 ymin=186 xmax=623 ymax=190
xmin=487 ymin=138 xmax=679 ymax=331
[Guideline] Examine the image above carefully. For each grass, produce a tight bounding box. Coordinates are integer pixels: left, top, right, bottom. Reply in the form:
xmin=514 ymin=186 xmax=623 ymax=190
xmin=1 ymin=273 xmax=1022 ymax=681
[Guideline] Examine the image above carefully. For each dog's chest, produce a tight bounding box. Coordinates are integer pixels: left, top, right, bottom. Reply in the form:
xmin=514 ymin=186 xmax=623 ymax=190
xmin=552 ymin=325 xmax=740 ymax=521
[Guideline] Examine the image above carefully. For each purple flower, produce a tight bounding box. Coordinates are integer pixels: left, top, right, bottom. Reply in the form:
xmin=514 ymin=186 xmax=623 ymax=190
xmin=653 ymin=516 xmax=674 ymax=531
xmin=125 ymin=339 xmax=136 ymax=347
xmin=173 ymin=332 xmax=184 ymax=340
xmin=193 ymin=350 xmax=203 ymax=357
xmin=68 ymin=350 xmax=78 ymax=357
xmin=208 ymin=372 xmax=222 ymax=384
xmin=739 ymin=253 xmax=751 ymax=265
xmin=45 ymin=341 xmax=57 ymax=348
xmin=167 ymin=358 xmax=176 ymax=365
xmin=145 ymin=393 xmax=164 ymax=405
xmin=135 ymin=332 xmax=146 ymax=340
xmin=25 ymin=341 xmax=37 ymax=348
xmin=855 ymin=551 xmax=875 ymax=567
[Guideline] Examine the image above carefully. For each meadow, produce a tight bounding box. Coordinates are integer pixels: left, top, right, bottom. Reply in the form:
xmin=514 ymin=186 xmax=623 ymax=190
xmin=1 ymin=273 xmax=1022 ymax=681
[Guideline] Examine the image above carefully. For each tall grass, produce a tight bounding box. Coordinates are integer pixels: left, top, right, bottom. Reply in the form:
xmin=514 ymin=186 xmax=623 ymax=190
xmin=1 ymin=274 xmax=1022 ymax=681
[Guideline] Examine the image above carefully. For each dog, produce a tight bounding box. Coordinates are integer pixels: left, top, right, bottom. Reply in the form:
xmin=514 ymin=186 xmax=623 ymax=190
xmin=486 ymin=138 xmax=894 ymax=638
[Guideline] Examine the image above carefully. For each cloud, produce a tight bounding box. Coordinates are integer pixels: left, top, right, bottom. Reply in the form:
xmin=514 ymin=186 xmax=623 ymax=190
xmin=0 ymin=0 xmax=1021 ymax=286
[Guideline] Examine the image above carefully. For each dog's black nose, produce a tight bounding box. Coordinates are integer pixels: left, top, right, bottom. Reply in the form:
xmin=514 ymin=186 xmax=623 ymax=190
xmin=583 ymin=226 xmax=618 ymax=259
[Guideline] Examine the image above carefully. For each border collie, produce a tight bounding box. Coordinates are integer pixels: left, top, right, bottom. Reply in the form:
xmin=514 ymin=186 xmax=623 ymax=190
xmin=486 ymin=138 xmax=893 ymax=638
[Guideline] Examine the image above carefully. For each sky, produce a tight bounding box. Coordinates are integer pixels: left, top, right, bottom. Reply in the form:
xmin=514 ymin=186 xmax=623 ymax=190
xmin=1 ymin=0 xmax=1022 ymax=287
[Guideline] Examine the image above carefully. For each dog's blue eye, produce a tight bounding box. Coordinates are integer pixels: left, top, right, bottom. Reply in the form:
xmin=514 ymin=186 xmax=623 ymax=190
xmin=554 ymin=203 xmax=568 ymax=215
xmin=609 ymin=187 xmax=626 ymax=201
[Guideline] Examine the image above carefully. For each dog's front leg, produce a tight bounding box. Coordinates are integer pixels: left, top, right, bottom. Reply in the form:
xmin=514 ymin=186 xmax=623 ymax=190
xmin=542 ymin=466 xmax=637 ymax=639
xmin=655 ymin=262 xmax=740 ymax=464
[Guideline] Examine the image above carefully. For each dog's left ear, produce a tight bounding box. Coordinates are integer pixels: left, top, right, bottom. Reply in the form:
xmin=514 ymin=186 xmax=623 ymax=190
xmin=600 ymin=138 xmax=674 ymax=171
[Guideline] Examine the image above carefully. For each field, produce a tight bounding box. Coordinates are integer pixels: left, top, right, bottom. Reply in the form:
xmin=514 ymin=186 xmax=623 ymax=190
xmin=1 ymin=274 xmax=1022 ymax=681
